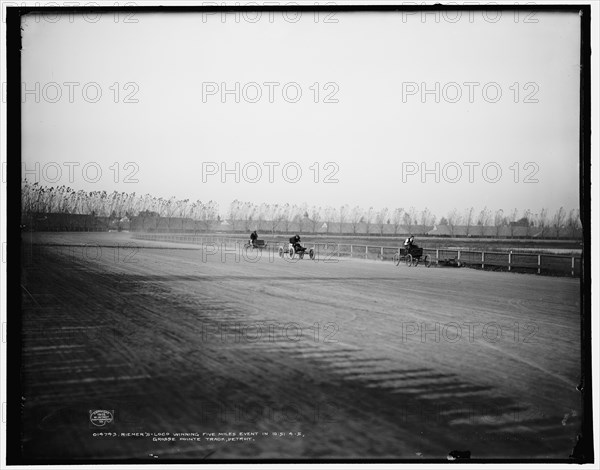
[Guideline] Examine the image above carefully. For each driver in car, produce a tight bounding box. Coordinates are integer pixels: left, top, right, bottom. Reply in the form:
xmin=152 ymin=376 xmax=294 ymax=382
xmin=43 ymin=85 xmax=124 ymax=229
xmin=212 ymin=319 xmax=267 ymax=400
xmin=404 ymin=235 xmax=415 ymax=252
xmin=289 ymin=234 xmax=305 ymax=253
xmin=250 ymin=230 xmax=258 ymax=246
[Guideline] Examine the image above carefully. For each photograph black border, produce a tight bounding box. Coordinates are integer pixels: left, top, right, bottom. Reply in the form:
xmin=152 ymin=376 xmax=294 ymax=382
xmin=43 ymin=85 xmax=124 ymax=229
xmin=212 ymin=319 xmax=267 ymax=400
xmin=5 ymin=3 xmax=593 ymax=465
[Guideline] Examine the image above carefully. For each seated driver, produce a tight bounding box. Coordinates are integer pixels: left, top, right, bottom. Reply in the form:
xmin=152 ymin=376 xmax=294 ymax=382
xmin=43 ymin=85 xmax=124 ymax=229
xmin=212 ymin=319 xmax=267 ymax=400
xmin=404 ymin=235 xmax=415 ymax=251
xmin=250 ymin=230 xmax=258 ymax=246
xmin=289 ymin=234 xmax=305 ymax=252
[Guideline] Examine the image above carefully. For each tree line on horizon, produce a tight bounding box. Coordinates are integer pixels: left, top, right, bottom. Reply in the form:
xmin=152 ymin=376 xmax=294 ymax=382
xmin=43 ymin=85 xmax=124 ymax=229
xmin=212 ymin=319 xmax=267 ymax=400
xmin=20 ymin=182 xmax=582 ymax=238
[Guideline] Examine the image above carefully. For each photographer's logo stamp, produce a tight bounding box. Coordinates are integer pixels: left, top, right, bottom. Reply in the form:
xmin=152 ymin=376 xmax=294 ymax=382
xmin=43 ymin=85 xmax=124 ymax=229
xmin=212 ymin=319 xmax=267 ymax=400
xmin=89 ymin=409 xmax=114 ymax=427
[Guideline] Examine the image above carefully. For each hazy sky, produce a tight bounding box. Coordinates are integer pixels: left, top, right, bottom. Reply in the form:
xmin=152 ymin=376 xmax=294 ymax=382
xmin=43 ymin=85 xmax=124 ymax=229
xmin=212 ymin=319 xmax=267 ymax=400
xmin=21 ymin=9 xmax=581 ymax=218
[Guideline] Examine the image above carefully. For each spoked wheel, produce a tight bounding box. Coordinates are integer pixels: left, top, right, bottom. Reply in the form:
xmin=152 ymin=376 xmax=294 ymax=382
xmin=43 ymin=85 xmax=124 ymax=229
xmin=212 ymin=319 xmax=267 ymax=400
xmin=309 ymin=248 xmax=315 ymax=260
xmin=278 ymin=246 xmax=284 ymax=258
xmin=289 ymin=247 xmax=295 ymax=259
xmin=393 ymin=253 xmax=401 ymax=266
xmin=424 ymin=254 xmax=432 ymax=267
xmin=405 ymin=254 xmax=413 ymax=267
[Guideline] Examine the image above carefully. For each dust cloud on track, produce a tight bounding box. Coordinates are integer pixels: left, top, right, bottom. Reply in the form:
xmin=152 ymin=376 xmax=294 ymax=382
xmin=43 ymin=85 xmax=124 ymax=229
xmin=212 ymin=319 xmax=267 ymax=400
xmin=19 ymin=232 xmax=582 ymax=460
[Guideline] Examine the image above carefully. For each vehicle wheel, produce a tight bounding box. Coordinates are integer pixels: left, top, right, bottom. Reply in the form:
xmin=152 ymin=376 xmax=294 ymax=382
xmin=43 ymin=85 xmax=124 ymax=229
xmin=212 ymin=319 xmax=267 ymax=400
xmin=289 ymin=246 xmax=295 ymax=258
xmin=309 ymin=248 xmax=315 ymax=260
xmin=278 ymin=246 xmax=284 ymax=258
xmin=405 ymin=254 xmax=413 ymax=267
xmin=424 ymin=254 xmax=432 ymax=267
xmin=393 ymin=253 xmax=400 ymax=266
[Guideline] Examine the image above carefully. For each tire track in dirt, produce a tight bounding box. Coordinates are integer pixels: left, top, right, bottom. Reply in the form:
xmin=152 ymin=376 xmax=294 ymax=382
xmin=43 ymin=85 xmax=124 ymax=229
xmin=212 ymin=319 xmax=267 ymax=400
xmin=20 ymin=234 xmax=582 ymax=460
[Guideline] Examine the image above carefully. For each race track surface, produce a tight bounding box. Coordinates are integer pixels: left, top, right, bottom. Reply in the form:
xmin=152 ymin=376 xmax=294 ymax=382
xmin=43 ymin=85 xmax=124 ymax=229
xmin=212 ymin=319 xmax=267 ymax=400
xmin=19 ymin=233 xmax=582 ymax=461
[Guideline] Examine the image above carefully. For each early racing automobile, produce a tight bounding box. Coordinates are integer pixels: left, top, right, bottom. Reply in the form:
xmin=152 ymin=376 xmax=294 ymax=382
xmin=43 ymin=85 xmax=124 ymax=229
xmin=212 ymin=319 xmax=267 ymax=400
xmin=243 ymin=239 xmax=267 ymax=251
xmin=278 ymin=242 xmax=315 ymax=260
xmin=392 ymin=245 xmax=432 ymax=267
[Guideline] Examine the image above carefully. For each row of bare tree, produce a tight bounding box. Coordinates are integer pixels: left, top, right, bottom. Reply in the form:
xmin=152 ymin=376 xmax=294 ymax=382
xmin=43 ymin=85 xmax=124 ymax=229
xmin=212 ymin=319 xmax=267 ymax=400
xmin=228 ymin=201 xmax=434 ymax=235
xmin=21 ymin=182 xmax=581 ymax=237
xmin=443 ymin=207 xmax=581 ymax=238
xmin=21 ymin=182 xmax=219 ymax=231
xmin=229 ymin=201 xmax=581 ymax=238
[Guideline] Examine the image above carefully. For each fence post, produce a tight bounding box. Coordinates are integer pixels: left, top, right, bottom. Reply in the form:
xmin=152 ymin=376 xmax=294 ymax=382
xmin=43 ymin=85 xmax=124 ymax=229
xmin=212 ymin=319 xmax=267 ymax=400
xmin=508 ymin=252 xmax=512 ymax=272
xmin=436 ymin=249 xmax=439 ymax=262
xmin=337 ymin=243 xmax=340 ymax=258
xmin=538 ymin=254 xmax=541 ymax=274
xmin=380 ymin=246 xmax=384 ymax=260
xmin=365 ymin=245 xmax=368 ymax=260
xmin=571 ymin=257 xmax=575 ymax=277
xmin=457 ymin=250 xmax=461 ymax=261
xmin=350 ymin=244 xmax=353 ymax=258
xmin=481 ymin=251 xmax=485 ymax=269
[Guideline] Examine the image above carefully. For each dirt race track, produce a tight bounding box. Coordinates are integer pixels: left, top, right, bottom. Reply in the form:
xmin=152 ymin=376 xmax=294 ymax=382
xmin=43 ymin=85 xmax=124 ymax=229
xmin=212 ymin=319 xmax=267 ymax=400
xmin=19 ymin=232 xmax=583 ymax=461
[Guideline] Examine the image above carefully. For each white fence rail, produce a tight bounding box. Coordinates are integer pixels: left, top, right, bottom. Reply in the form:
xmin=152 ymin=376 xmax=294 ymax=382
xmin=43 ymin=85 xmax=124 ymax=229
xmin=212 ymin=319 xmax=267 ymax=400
xmin=132 ymin=233 xmax=581 ymax=277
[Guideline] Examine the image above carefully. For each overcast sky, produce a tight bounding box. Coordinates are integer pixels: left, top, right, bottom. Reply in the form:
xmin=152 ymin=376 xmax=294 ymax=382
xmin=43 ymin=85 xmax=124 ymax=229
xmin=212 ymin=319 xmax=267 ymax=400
xmin=21 ymin=9 xmax=581 ymax=218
